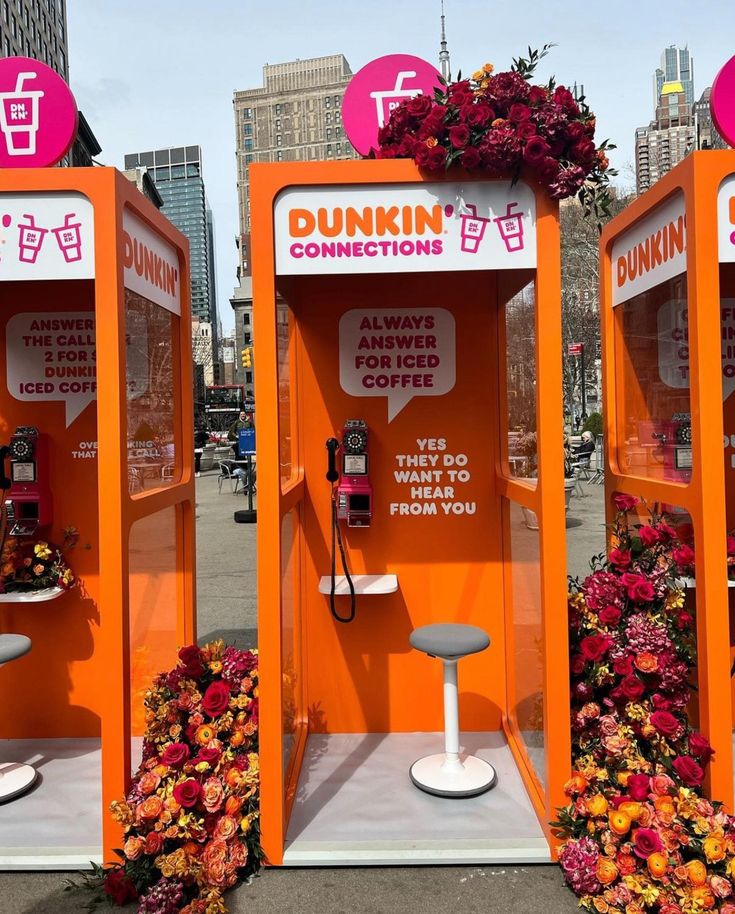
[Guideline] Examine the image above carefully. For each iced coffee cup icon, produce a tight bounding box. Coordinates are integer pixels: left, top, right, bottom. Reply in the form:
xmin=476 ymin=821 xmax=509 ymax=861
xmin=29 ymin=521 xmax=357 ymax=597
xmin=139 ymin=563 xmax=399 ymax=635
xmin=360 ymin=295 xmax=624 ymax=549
xmin=494 ymin=202 xmax=525 ymax=253
xmin=0 ymin=71 xmax=44 ymax=156
xmin=370 ymin=71 xmax=421 ymax=128
xmin=17 ymin=214 xmax=48 ymax=264
xmin=459 ymin=204 xmax=491 ymax=254
xmin=52 ymin=213 xmax=83 ymax=262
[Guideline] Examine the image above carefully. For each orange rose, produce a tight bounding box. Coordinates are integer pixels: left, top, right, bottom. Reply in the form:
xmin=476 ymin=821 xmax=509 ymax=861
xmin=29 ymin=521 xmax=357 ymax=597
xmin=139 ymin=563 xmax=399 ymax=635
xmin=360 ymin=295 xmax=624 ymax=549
xmin=564 ymin=773 xmax=589 ymax=796
xmin=138 ymin=796 xmax=164 ymax=820
xmin=686 ymin=859 xmax=708 ymax=886
xmin=225 ymin=796 xmax=243 ymax=817
xmin=617 ymin=771 xmax=632 ymax=787
xmin=215 ymin=815 xmax=239 ymax=841
xmin=203 ymin=858 xmax=228 ymax=887
xmin=586 ymin=794 xmax=609 ymax=817
xmin=647 ymin=852 xmax=668 ymax=878
xmin=691 ymin=886 xmax=715 ymax=909
xmin=123 ymin=836 xmax=145 ymax=860
xmin=202 ymin=776 xmax=224 ymax=813
xmin=704 ymin=835 xmax=726 ymax=862
xmin=230 ymin=730 xmax=245 ymax=748
xmin=138 ymin=771 xmax=161 ymax=796
xmin=144 ymin=830 xmax=165 ymax=856
xmin=609 ymin=810 xmax=632 ymax=836
xmin=654 ymin=796 xmax=675 ymax=816
xmin=183 ymin=841 xmax=201 ymax=857
xmin=619 ymin=801 xmax=642 ymax=821
xmin=634 ymin=652 xmax=659 ymax=673
xmin=596 ymin=858 xmax=618 ymax=885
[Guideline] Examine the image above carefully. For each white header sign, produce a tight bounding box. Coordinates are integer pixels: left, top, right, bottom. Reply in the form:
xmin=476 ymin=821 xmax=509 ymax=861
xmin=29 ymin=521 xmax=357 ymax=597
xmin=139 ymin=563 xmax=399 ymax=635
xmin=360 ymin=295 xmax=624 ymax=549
xmin=0 ymin=192 xmax=94 ymax=281
xmin=122 ymin=208 xmax=181 ymax=315
xmin=612 ymin=192 xmax=686 ymax=306
xmin=274 ymin=181 xmax=536 ymax=275
xmin=718 ymin=174 xmax=735 ymax=263
xmin=339 ymin=307 xmax=455 ymax=421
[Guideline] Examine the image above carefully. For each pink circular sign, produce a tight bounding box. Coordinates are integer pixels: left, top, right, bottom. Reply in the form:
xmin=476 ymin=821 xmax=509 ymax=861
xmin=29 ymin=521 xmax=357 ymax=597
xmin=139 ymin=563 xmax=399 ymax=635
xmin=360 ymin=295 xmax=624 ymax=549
xmin=711 ymin=55 xmax=735 ymax=148
xmin=0 ymin=57 xmax=78 ymax=168
xmin=343 ymin=54 xmax=443 ymax=156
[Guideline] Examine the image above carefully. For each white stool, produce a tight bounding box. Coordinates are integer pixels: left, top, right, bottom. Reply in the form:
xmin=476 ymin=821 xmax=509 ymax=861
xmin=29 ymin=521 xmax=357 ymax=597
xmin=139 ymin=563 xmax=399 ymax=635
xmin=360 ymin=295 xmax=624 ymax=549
xmin=409 ymin=623 xmax=497 ymax=798
xmin=0 ymin=634 xmax=37 ymax=802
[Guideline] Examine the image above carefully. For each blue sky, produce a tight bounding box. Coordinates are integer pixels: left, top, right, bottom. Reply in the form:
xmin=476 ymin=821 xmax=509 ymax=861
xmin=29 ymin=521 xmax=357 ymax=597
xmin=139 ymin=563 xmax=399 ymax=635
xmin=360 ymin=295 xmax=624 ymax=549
xmin=68 ymin=0 xmax=735 ymax=331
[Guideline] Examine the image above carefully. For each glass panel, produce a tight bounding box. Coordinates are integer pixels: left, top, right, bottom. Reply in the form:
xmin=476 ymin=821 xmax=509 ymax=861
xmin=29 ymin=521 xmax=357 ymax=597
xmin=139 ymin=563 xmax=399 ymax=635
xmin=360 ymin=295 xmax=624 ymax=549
xmin=281 ymin=509 xmax=302 ymax=775
xmin=128 ymin=506 xmax=180 ymax=768
xmin=277 ymin=297 xmax=293 ymax=485
xmin=503 ymin=280 xmax=537 ymax=483
xmin=615 ymin=273 xmax=692 ymax=482
xmin=507 ymin=498 xmax=545 ymax=787
xmin=125 ymin=290 xmax=179 ymax=491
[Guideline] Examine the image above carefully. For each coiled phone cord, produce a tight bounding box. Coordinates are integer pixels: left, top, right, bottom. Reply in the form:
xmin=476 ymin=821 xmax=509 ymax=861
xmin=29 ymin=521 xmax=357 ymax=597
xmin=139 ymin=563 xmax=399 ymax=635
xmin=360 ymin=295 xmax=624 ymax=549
xmin=330 ymin=486 xmax=356 ymax=623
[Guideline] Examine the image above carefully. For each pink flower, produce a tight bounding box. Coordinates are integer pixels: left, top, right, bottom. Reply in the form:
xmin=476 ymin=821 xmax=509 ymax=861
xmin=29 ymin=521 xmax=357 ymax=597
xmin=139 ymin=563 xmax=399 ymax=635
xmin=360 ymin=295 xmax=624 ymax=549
xmin=627 ymin=774 xmax=650 ymax=801
xmin=632 ymin=827 xmax=663 ymax=859
xmin=711 ymin=875 xmax=733 ymax=899
xmin=613 ymin=493 xmax=639 ymax=512
xmin=650 ymin=774 xmax=675 ymax=796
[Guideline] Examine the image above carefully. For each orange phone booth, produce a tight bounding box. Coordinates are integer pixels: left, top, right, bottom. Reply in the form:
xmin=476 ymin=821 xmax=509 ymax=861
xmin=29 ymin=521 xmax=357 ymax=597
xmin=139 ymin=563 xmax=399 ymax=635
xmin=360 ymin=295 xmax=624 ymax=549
xmin=0 ymin=168 xmax=196 ymax=868
xmin=601 ymin=150 xmax=735 ymax=808
xmin=252 ymin=159 xmax=570 ymax=865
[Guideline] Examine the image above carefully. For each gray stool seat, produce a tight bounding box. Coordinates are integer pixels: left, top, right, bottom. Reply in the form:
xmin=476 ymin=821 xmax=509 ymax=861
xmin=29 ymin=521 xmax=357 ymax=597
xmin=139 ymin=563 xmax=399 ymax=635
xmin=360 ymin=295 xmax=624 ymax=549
xmin=0 ymin=634 xmax=31 ymax=665
xmin=410 ymin=623 xmax=490 ymax=660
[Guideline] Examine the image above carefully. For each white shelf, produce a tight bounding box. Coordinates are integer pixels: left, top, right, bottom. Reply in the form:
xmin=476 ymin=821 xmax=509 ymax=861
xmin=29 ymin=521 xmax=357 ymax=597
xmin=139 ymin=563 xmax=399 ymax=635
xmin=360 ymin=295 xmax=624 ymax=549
xmin=0 ymin=586 xmax=65 ymax=603
xmin=677 ymin=577 xmax=735 ymax=590
xmin=319 ymin=574 xmax=398 ymax=596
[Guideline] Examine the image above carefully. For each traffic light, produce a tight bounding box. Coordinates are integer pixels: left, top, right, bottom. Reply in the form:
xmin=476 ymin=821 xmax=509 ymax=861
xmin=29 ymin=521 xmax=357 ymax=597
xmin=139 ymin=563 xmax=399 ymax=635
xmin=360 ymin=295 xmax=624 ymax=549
xmin=241 ymin=346 xmax=252 ymax=369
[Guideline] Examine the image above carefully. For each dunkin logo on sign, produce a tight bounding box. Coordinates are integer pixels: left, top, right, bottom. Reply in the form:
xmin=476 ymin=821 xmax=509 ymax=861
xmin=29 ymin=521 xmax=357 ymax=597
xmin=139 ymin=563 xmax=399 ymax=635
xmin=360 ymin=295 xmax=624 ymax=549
xmin=611 ymin=193 xmax=687 ymax=307
xmin=122 ymin=208 xmax=181 ymax=315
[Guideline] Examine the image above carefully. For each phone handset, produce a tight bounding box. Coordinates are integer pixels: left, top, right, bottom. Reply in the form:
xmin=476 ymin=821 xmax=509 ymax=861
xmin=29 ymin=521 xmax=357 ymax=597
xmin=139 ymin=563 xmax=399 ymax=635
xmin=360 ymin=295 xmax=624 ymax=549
xmin=325 ymin=433 xmax=356 ymax=624
xmin=326 ymin=437 xmax=339 ymax=483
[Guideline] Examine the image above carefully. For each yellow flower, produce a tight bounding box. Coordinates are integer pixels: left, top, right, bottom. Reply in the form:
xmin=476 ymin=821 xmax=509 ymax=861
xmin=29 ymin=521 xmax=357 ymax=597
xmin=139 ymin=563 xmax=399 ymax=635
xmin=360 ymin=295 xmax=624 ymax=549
xmin=209 ymin=660 xmax=223 ymax=674
xmin=703 ymin=835 xmax=725 ymax=862
xmin=471 ymin=69 xmax=485 ymax=81
xmin=33 ymin=542 xmax=51 ymax=559
xmin=586 ymin=794 xmax=609 ymax=817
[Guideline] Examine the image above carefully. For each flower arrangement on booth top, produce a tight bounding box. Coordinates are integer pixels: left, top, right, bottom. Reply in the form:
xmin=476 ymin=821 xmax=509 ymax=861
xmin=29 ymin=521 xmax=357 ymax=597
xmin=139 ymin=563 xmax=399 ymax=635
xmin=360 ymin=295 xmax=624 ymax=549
xmin=67 ymin=641 xmax=262 ymax=914
xmin=375 ymin=46 xmax=616 ymax=221
xmin=555 ymin=495 xmax=735 ymax=913
xmin=0 ymin=525 xmax=77 ymax=592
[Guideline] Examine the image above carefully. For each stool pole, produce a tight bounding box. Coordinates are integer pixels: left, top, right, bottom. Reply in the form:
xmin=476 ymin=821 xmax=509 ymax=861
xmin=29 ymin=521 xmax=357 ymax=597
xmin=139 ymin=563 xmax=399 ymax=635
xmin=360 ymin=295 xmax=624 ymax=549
xmin=442 ymin=659 xmax=460 ymax=760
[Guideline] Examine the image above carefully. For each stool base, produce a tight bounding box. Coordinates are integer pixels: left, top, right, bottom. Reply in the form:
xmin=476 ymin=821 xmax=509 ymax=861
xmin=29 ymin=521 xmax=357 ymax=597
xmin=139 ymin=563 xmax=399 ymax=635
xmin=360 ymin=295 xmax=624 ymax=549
xmin=0 ymin=761 xmax=37 ymax=802
xmin=410 ymin=753 xmax=497 ymax=798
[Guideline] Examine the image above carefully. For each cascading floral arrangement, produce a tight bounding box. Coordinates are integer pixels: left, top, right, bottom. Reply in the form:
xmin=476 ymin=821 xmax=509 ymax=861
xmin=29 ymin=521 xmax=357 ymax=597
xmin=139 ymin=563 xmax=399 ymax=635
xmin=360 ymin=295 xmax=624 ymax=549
xmin=0 ymin=525 xmax=77 ymax=592
xmin=374 ymin=46 xmax=615 ymax=220
xmin=68 ymin=641 xmax=262 ymax=914
xmin=555 ymin=495 xmax=735 ymax=913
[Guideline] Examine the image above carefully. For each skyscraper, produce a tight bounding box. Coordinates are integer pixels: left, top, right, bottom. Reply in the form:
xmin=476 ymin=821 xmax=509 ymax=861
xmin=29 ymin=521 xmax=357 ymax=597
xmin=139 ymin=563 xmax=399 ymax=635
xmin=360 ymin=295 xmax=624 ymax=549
xmin=0 ymin=0 xmax=69 ymax=80
xmin=232 ymin=54 xmax=358 ymax=276
xmin=654 ymin=46 xmax=694 ymax=108
xmin=124 ymin=146 xmax=220 ymax=377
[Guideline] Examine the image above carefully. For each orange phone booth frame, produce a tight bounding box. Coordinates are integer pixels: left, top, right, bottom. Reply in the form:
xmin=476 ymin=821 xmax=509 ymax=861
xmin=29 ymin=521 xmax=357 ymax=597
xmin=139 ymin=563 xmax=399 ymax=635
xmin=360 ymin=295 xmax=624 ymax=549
xmin=0 ymin=168 xmax=196 ymax=869
xmin=252 ymin=159 xmax=570 ymax=866
xmin=601 ymin=150 xmax=735 ymax=808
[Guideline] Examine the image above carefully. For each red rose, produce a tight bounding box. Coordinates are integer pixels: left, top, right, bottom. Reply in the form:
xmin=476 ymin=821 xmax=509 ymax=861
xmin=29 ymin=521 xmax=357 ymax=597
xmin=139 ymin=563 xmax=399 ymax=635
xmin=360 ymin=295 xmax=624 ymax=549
xmin=676 ymin=611 xmax=694 ymax=631
xmin=688 ymin=732 xmax=714 ymax=762
xmin=570 ymin=654 xmax=586 ymax=676
xmin=613 ymin=655 xmax=634 ymax=676
xmin=728 ymin=536 xmax=735 ymax=556
xmin=178 ymin=644 xmax=205 ymax=679
xmin=622 ymin=573 xmax=655 ymax=603
xmin=620 ymin=674 xmax=645 ymax=701
xmin=103 ymin=868 xmax=138 ymax=905
xmin=508 ymin=102 xmax=531 ymax=122
xmin=161 ymin=742 xmax=190 ymax=768
xmin=407 ymin=93 xmax=432 ymax=119
xmin=144 ymin=830 xmax=164 ymax=856
xmin=613 ymin=493 xmax=639 ymax=512
xmin=425 ymin=144 xmax=448 ymax=171
xmin=672 ymin=545 xmax=695 ymax=569
xmin=516 ymin=121 xmax=537 ymax=140
xmin=650 ymin=711 xmax=681 ymax=739
xmin=579 ymin=634 xmax=611 ymax=663
xmin=195 ymin=746 xmax=222 ymax=767
xmin=201 ymin=681 xmax=232 ymax=718
xmin=528 ymin=85 xmax=548 ymax=106
xmin=448 ymin=124 xmax=470 ymax=149
xmin=633 ymin=827 xmax=663 ymax=859
xmin=652 ymin=694 xmax=673 ymax=711
xmin=627 ymin=774 xmax=650 ymax=801
xmin=537 ymin=156 xmax=559 ymax=183
xmin=553 ymin=85 xmax=579 ymax=115
xmin=522 ymin=135 xmax=550 ymax=166
xmin=672 ymin=755 xmax=704 ymax=787
xmin=414 ymin=144 xmax=430 ymax=167
xmin=464 ymin=104 xmax=494 ymax=127
xmin=598 ymin=605 xmax=622 ymax=627
xmin=173 ymin=777 xmax=202 ymax=808
xmin=609 ymin=548 xmax=632 ymax=570
xmin=638 ymin=526 xmax=661 ymax=547
xmin=460 ymin=146 xmax=481 ymax=169
xmin=571 ymin=138 xmax=596 ymax=165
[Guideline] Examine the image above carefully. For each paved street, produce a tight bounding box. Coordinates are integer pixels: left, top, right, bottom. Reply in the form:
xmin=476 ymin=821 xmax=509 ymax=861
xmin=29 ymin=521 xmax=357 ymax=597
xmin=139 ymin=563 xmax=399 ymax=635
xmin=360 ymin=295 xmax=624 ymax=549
xmin=0 ymin=469 xmax=608 ymax=913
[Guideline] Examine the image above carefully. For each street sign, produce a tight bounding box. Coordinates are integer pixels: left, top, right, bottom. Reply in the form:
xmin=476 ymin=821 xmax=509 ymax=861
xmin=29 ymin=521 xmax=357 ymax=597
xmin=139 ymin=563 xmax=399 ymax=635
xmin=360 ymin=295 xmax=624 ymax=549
xmin=568 ymin=343 xmax=584 ymax=356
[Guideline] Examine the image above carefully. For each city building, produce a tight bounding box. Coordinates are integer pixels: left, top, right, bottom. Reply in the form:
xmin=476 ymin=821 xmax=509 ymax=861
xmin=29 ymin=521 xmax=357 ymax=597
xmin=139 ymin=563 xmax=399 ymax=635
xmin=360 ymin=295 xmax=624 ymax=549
xmin=229 ymin=276 xmax=253 ymax=399
xmin=219 ymin=330 xmax=238 ymax=386
xmin=121 ymin=166 xmax=163 ymax=208
xmin=124 ymin=146 xmax=220 ymax=373
xmin=654 ymin=45 xmax=694 ymax=108
xmin=233 ymin=54 xmax=358 ymax=274
xmin=694 ymin=87 xmax=729 ymax=151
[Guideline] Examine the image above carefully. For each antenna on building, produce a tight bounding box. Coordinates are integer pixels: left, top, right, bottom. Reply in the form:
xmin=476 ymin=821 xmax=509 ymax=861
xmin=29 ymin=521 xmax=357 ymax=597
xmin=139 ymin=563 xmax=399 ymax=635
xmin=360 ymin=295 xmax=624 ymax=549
xmin=439 ymin=0 xmax=451 ymax=82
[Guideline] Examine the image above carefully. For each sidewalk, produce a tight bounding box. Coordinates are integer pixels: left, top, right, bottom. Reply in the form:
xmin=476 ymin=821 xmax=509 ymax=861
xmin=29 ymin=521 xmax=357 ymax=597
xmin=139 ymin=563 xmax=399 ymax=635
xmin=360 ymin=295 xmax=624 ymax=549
xmin=0 ymin=469 xmax=594 ymax=913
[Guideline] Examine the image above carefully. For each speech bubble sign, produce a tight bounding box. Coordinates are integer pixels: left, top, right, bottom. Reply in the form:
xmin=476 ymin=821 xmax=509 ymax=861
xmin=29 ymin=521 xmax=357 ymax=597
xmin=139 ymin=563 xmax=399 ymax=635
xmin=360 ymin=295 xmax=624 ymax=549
xmin=6 ymin=311 xmax=96 ymax=426
xmin=339 ymin=307 xmax=455 ymax=421
xmin=658 ymin=298 xmax=735 ymax=399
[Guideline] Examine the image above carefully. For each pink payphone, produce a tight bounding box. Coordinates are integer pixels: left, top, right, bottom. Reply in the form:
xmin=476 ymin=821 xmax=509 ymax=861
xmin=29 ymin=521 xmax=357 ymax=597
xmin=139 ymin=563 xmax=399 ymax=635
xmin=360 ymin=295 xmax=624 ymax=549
xmin=2 ymin=426 xmax=52 ymax=536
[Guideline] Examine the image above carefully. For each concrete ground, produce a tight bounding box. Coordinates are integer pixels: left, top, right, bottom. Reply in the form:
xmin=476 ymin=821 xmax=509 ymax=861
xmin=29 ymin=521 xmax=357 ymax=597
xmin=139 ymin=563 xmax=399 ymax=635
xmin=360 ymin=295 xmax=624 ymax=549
xmin=0 ymin=470 xmax=607 ymax=913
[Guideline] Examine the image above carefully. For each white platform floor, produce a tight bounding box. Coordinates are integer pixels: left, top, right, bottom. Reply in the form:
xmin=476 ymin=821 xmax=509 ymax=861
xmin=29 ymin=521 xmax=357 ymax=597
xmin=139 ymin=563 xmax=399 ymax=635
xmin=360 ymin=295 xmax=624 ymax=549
xmin=0 ymin=739 xmax=102 ymax=870
xmin=284 ymin=732 xmax=550 ymax=865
